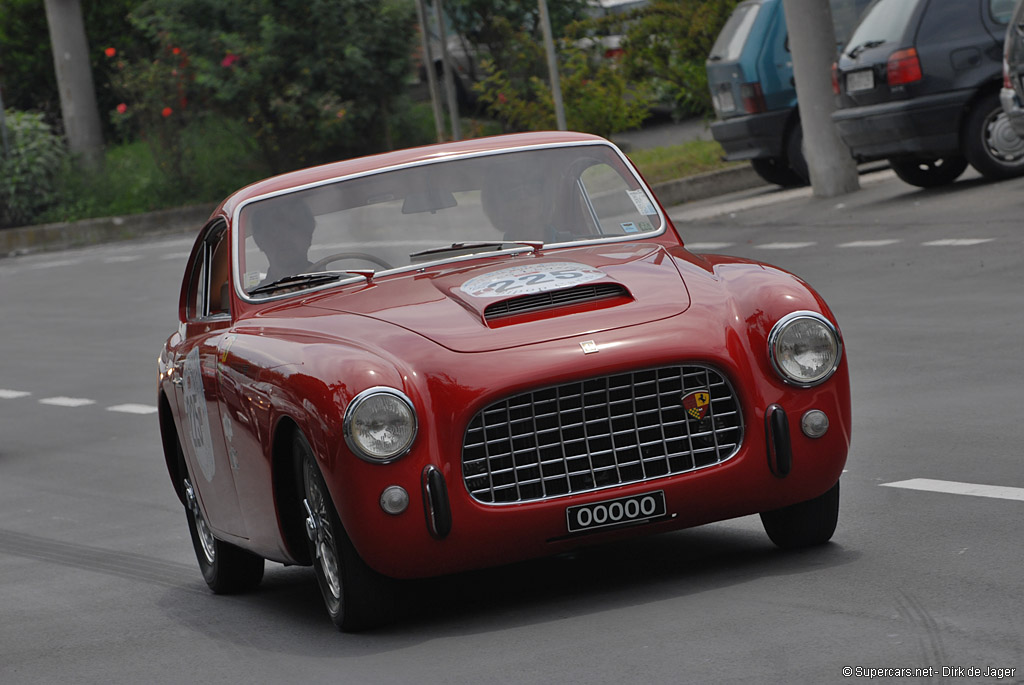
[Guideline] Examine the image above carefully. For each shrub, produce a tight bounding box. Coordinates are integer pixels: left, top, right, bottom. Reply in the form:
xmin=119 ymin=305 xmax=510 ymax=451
xmin=0 ymin=110 xmax=67 ymax=227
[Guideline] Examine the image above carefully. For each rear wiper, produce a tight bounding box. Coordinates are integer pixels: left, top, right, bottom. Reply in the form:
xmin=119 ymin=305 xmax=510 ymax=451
xmin=846 ymin=39 xmax=885 ymax=59
xmin=248 ymin=270 xmax=373 ymax=296
xmin=409 ymin=240 xmax=543 ymax=261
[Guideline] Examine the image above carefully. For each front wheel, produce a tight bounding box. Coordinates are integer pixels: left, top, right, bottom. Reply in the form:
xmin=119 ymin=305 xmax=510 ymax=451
xmin=297 ymin=433 xmax=395 ymax=631
xmin=760 ymin=480 xmax=840 ymax=549
xmin=889 ymin=156 xmax=968 ymax=188
xmin=963 ymin=92 xmax=1024 ymax=180
xmin=179 ymin=446 xmax=264 ymax=594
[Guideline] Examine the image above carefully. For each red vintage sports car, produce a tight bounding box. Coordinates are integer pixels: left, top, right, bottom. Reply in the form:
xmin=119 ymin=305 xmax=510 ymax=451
xmin=157 ymin=131 xmax=850 ymax=631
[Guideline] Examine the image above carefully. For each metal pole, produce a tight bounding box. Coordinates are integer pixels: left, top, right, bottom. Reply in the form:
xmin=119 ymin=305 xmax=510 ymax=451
xmin=433 ymin=0 xmax=462 ymax=140
xmin=538 ymin=0 xmax=567 ymax=131
xmin=415 ymin=0 xmax=445 ymax=142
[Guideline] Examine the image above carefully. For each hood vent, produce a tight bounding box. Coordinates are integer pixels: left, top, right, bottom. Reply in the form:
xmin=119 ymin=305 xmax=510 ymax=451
xmin=484 ymin=283 xmax=629 ymax=321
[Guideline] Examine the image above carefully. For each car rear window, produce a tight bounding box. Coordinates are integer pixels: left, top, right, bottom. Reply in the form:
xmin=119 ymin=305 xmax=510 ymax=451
xmin=845 ymin=0 xmax=922 ymax=51
xmin=708 ymin=2 xmax=761 ymax=62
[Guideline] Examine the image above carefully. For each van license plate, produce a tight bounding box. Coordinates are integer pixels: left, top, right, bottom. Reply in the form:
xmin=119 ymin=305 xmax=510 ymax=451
xmin=566 ymin=491 xmax=666 ymax=533
xmin=846 ymin=69 xmax=874 ymax=93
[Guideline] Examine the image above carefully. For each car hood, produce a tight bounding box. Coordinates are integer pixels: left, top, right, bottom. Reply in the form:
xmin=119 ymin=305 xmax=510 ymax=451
xmin=303 ymin=244 xmax=692 ymax=353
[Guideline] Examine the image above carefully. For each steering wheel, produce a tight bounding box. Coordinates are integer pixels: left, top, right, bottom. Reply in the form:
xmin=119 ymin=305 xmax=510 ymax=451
xmin=308 ymin=252 xmax=393 ymax=271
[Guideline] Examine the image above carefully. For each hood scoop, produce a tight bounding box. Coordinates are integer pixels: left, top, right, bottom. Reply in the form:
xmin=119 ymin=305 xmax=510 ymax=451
xmin=484 ymin=282 xmax=630 ymax=322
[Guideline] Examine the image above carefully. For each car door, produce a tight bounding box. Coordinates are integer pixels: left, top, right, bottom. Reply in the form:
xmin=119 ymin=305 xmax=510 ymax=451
xmin=171 ymin=219 xmax=248 ymax=539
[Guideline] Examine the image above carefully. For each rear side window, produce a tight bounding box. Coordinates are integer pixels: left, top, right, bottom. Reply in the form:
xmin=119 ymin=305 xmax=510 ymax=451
xmin=990 ymin=0 xmax=1014 ymax=24
xmin=846 ymin=0 xmax=921 ymax=50
xmin=917 ymin=0 xmax=983 ymax=42
xmin=709 ymin=3 xmax=761 ymax=62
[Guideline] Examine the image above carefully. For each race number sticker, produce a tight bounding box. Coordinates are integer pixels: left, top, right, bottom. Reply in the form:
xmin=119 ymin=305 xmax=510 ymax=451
xmin=460 ymin=262 xmax=605 ymax=298
xmin=182 ymin=347 xmax=216 ymax=482
xmin=626 ymin=189 xmax=657 ymax=216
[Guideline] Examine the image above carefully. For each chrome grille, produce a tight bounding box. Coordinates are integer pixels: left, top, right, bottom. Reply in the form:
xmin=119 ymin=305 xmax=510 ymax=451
xmin=484 ymin=283 xmax=628 ymax=321
xmin=462 ymin=365 xmax=742 ymax=504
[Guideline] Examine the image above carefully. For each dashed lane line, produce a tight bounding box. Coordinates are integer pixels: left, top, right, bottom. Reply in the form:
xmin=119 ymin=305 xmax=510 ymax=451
xmin=107 ymin=404 xmax=159 ymax=415
xmin=838 ymin=239 xmax=901 ymax=248
xmin=922 ymin=239 xmax=995 ymax=247
xmin=881 ymin=478 xmax=1024 ymax=502
xmin=0 ymin=389 xmax=31 ymax=399
xmin=38 ymin=397 xmax=96 ymax=408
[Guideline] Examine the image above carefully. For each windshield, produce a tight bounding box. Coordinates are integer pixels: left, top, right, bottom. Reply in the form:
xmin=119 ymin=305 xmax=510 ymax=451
xmin=845 ymin=0 xmax=921 ymax=52
xmin=235 ymin=144 xmax=664 ymax=299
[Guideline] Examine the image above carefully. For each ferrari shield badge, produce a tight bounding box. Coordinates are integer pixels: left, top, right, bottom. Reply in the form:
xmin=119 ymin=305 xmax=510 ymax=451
xmin=682 ymin=390 xmax=711 ymax=421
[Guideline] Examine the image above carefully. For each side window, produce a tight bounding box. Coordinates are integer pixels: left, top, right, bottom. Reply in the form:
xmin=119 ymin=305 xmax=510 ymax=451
xmin=185 ymin=221 xmax=230 ymax=320
xmin=990 ymin=0 xmax=1014 ymax=25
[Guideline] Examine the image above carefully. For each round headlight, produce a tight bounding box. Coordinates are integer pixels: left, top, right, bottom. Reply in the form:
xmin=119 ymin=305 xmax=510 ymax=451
xmin=768 ymin=312 xmax=842 ymax=387
xmin=343 ymin=387 xmax=417 ymax=462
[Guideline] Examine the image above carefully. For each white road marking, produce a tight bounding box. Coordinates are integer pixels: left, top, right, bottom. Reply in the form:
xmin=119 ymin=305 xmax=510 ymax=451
xmin=922 ymin=239 xmax=994 ymax=247
xmin=39 ymin=397 xmax=96 ymax=408
xmin=24 ymin=259 xmax=83 ymax=270
xmin=685 ymin=242 xmax=735 ymax=251
xmin=107 ymin=404 xmax=158 ymax=415
xmin=103 ymin=255 xmax=142 ymax=263
xmin=838 ymin=239 xmax=901 ymax=248
xmin=881 ymin=478 xmax=1024 ymax=502
xmin=0 ymin=389 xmax=32 ymax=399
xmin=756 ymin=242 xmax=816 ymax=250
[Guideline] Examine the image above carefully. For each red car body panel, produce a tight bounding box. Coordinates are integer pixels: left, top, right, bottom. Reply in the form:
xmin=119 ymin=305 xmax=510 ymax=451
xmin=158 ymin=132 xmax=850 ymax=581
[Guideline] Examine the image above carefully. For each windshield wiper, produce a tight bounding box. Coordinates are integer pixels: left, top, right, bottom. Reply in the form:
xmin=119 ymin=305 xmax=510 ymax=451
xmin=846 ymin=39 xmax=885 ymax=59
xmin=248 ymin=270 xmax=373 ymax=296
xmin=408 ymin=240 xmax=543 ymax=261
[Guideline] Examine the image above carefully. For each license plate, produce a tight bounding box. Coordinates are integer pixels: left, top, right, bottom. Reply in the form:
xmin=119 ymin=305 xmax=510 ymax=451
xmin=566 ymin=490 xmax=667 ymax=533
xmin=846 ymin=69 xmax=874 ymax=93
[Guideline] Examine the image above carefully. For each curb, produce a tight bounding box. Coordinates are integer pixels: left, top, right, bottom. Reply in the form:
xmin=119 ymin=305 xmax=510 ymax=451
xmin=0 ymin=166 xmax=764 ymax=258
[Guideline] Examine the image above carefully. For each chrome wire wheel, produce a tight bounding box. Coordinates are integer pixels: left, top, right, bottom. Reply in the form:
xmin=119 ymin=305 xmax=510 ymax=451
xmin=304 ymin=458 xmax=342 ymax=604
xmin=185 ymin=478 xmax=216 ymax=566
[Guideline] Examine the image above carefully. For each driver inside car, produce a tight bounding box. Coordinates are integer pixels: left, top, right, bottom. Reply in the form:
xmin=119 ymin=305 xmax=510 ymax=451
xmin=249 ymin=199 xmax=317 ymax=286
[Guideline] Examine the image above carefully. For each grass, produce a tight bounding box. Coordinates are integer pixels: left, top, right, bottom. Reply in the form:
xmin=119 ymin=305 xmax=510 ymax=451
xmin=626 ymin=139 xmax=740 ymax=186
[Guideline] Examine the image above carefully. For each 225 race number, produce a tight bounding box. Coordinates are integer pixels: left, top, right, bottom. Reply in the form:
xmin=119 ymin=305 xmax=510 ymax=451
xmin=566 ymin=490 xmax=666 ymax=533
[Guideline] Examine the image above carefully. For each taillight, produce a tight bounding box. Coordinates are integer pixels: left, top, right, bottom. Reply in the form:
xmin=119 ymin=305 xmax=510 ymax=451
xmin=887 ymin=48 xmax=922 ymax=86
xmin=740 ymin=82 xmax=766 ymax=114
xmin=831 ymin=62 xmax=840 ymax=95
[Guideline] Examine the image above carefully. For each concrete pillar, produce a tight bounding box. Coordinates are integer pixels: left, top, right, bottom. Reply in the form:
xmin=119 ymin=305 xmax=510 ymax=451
xmin=782 ymin=0 xmax=859 ymax=197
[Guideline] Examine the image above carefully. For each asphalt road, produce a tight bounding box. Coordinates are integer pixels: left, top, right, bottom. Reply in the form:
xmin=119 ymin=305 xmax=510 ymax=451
xmin=1 ymin=167 xmax=1022 ymax=683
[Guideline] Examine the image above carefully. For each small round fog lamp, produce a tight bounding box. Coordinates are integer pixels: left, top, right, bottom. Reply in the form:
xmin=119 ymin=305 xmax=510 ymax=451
xmin=380 ymin=486 xmax=409 ymax=515
xmin=801 ymin=410 xmax=829 ymax=439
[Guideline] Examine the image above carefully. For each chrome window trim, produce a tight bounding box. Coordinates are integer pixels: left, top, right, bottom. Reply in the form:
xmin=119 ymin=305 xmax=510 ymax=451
xmin=230 ymin=140 xmax=668 ymax=305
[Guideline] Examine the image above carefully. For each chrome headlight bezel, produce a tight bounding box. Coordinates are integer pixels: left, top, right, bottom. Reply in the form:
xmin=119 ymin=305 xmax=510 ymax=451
xmin=343 ymin=387 xmax=418 ymax=463
xmin=768 ymin=311 xmax=843 ymax=388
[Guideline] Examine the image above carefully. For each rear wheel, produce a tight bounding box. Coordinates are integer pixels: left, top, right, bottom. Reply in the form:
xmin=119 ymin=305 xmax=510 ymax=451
xmin=178 ymin=445 xmax=264 ymax=594
xmin=963 ymin=92 xmax=1024 ymax=180
xmin=889 ymin=156 xmax=968 ymax=188
xmin=785 ymin=121 xmax=810 ymax=185
xmin=760 ymin=481 xmax=840 ymax=549
xmin=297 ymin=432 xmax=394 ymax=631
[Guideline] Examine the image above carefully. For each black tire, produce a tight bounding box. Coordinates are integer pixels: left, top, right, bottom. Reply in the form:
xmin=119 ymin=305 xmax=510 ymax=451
xmin=889 ymin=156 xmax=968 ymax=188
xmin=785 ymin=121 xmax=810 ymax=185
xmin=760 ymin=480 xmax=840 ymax=549
xmin=296 ymin=432 xmax=394 ymax=632
xmin=963 ymin=92 xmax=1024 ymax=180
xmin=750 ymin=157 xmax=807 ymax=187
xmin=178 ymin=445 xmax=264 ymax=594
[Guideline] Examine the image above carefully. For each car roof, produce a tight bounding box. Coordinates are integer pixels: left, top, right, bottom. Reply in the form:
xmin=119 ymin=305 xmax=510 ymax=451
xmin=215 ymin=131 xmax=610 ymax=218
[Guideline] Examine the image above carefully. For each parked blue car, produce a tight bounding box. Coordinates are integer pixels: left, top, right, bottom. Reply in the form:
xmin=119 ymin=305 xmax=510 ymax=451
xmin=706 ymin=0 xmax=871 ymax=186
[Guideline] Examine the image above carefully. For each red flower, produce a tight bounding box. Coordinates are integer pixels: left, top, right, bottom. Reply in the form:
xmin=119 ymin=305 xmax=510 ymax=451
xmin=105 ymin=47 xmax=116 ymax=58
xmin=161 ymin=107 xmax=173 ymax=118
xmin=116 ymin=103 xmax=127 ymax=114
xmin=498 ymin=92 xmax=508 ymax=104
xmin=221 ymin=53 xmax=239 ymax=67
xmin=172 ymin=47 xmax=181 ymax=55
